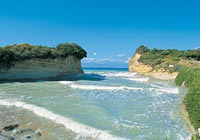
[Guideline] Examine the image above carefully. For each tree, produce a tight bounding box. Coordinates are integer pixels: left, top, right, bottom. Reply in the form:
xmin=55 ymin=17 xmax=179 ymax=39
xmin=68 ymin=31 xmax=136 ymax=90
xmin=136 ymin=45 xmax=150 ymax=54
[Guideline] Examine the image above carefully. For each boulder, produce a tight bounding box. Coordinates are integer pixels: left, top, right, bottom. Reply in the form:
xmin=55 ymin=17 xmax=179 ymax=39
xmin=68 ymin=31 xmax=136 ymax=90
xmin=3 ymin=124 xmax=19 ymax=131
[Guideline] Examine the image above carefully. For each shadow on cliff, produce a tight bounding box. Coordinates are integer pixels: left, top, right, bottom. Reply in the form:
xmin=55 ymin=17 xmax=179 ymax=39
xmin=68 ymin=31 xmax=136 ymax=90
xmin=0 ymin=73 xmax=106 ymax=83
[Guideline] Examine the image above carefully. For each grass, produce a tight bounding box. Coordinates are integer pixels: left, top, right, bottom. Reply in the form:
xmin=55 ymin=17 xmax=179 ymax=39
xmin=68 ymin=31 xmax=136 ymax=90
xmin=175 ymin=67 xmax=200 ymax=139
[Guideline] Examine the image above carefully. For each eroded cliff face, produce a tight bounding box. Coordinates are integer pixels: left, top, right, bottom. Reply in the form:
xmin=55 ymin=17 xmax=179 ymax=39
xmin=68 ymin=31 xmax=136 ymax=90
xmin=129 ymin=53 xmax=178 ymax=80
xmin=129 ymin=53 xmax=153 ymax=74
xmin=0 ymin=56 xmax=83 ymax=80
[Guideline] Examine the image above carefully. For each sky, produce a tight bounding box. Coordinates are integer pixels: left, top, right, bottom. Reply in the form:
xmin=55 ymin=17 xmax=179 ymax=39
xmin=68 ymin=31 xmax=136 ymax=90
xmin=0 ymin=0 xmax=200 ymax=68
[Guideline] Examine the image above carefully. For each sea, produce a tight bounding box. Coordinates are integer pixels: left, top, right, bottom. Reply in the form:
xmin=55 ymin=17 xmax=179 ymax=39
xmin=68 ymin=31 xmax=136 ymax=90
xmin=0 ymin=68 xmax=190 ymax=140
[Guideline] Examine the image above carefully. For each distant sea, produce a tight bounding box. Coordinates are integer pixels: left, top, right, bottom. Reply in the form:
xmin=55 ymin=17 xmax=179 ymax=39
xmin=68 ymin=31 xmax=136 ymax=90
xmin=0 ymin=68 xmax=190 ymax=140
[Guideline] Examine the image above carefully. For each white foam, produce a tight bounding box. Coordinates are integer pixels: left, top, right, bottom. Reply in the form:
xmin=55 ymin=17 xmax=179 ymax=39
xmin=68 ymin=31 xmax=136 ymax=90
xmin=95 ymin=71 xmax=149 ymax=83
xmin=0 ymin=99 xmax=127 ymax=140
xmin=156 ymin=88 xmax=179 ymax=94
xmin=151 ymin=84 xmax=165 ymax=89
xmin=59 ymin=81 xmax=142 ymax=91
xmin=147 ymin=88 xmax=178 ymax=94
xmin=59 ymin=81 xmax=74 ymax=85
xmin=97 ymin=72 xmax=136 ymax=78
xmin=60 ymin=81 xmax=178 ymax=94
xmin=68 ymin=84 xmax=143 ymax=91
xmin=126 ymin=77 xmax=149 ymax=82
xmin=151 ymin=84 xmax=179 ymax=94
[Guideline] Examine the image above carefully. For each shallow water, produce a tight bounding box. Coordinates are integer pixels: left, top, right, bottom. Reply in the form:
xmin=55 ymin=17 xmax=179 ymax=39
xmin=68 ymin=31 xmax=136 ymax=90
xmin=0 ymin=68 xmax=190 ymax=140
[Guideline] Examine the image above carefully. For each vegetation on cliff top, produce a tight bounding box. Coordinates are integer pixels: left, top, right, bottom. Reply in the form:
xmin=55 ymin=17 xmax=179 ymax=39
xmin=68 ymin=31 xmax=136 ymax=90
xmin=136 ymin=45 xmax=200 ymax=73
xmin=135 ymin=45 xmax=200 ymax=134
xmin=0 ymin=43 xmax=87 ymax=66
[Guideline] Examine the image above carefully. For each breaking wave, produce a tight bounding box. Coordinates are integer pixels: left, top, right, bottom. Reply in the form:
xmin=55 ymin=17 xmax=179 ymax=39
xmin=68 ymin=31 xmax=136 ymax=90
xmin=59 ymin=81 xmax=179 ymax=94
xmin=125 ymin=77 xmax=149 ymax=82
xmin=60 ymin=81 xmax=143 ymax=91
xmin=0 ymin=99 xmax=127 ymax=140
xmin=96 ymin=72 xmax=137 ymax=78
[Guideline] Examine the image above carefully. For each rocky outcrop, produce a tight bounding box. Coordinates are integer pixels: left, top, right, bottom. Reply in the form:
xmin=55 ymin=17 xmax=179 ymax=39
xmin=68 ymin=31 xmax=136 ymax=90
xmin=0 ymin=56 xmax=83 ymax=80
xmin=129 ymin=53 xmax=178 ymax=80
xmin=129 ymin=53 xmax=153 ymax=74
xmin=3 ymin=125 xmax=19 ymax=131
xmin=1 ymin=124 xmax=42 ymax=140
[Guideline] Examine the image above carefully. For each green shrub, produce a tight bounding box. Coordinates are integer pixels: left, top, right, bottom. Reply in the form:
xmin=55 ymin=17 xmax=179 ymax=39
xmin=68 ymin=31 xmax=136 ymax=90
xmin=136 ymin=45 xmax=150 ymax=54
xmin=175 ymin=68 xmax=200 ymax=130
xmin=136 ymin=46 xmax=200 ymax=67
xmin=175 ymin=68 xmax=200 ymax=87
xmin=171 ymin=57 xmax=180 ymax=61
xmin=191 ymin=133 xmax=200 ymax=140
xmin=0 ymin=43 xmax=87 ymax=66
xmin=168 ymin=64 xmax=185 ymax=73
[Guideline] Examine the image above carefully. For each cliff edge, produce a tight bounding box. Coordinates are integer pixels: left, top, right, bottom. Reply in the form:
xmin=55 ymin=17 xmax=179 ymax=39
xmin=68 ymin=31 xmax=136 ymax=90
xmin=129 ymin=52 xmax=177 ymax=80
xmin=0 ymin=43 xmax=87 ymax=81
xmin=129 ymin=53 xmax=153 ymax=74
xmin=0 ymin=56 xmax=83 ymax=80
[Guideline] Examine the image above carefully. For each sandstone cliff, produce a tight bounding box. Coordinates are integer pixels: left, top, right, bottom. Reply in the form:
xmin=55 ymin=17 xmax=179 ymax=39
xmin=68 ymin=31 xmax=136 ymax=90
xmin=0 ymin=56 xmax=83 ymax=80
xmin=129 ymin=53 xmax=178 ymax=80
xmin=129 ymin=53 xmax=153 ymax=74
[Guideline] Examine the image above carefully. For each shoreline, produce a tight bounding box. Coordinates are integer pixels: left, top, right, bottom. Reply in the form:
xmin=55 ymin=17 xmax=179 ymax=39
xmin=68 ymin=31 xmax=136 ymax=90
xmin=0 ymin=70 xmax=194 ymax=139
xmin=144 ymin=71 xmax=178 ymax=80
xmin=180 ymin=104 xmax=196 ymax=133
xmin=138 ymin=71 xmax=196 ymax=138
xmin=0 ymin=105 xmax=76 ymax=140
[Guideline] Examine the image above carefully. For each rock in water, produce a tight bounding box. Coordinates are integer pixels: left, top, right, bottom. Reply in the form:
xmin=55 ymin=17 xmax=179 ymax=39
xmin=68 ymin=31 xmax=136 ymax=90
xmin=3 ymin=124 xmax=19 ymax=131
xmin=35 ymin=128 xmax=42 ymax=136
xmin=0 ymin=132 xmax=15 ymax=140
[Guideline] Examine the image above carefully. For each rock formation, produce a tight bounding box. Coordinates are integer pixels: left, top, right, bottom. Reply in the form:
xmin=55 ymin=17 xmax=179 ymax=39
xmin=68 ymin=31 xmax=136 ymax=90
xmin=0 ymin=56 xmax=83 ymax=81
xmin=129 ymin=53 xmax=153 ymax=74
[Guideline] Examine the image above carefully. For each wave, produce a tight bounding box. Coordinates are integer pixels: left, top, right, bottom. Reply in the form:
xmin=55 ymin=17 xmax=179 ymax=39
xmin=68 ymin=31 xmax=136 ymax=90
xmin=151 ymin=84 xmax=179 ymax=94
xmin=125 ymin=77 xmax=149 ymax=82
xmin=60 ymin=81 xmax=143 ymax=91
xmin=70 ymin=84 xmax=143 ymax=91
xmin=59 ymin=81 xmax=179 ymax=94
xmin=96 ymin=72 xmax=137 ymax=78
xmin=0 ymin=99 xmax=127 ymax=140
xmin=155 ymin=88 xmax=179 ymax=94
xmin=94 ymin=71 xmax=149 ymax=82
xmin=60 ymin=81 xmax=74 ymax=85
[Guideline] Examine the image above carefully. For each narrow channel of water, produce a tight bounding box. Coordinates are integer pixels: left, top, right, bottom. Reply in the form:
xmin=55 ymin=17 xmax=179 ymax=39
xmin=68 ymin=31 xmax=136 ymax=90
xmin=0 ymin=68 xmax=190 ymax=140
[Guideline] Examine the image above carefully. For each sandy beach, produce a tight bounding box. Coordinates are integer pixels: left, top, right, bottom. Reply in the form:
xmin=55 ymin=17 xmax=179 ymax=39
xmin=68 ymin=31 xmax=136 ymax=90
xmin=145 ymin=72 xmax=178 ymax=80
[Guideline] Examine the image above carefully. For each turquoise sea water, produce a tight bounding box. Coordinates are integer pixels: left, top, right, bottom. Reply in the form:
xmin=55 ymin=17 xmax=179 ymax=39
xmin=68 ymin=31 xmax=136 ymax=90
xmin=0 ymin=68 xmax=190 ymax=140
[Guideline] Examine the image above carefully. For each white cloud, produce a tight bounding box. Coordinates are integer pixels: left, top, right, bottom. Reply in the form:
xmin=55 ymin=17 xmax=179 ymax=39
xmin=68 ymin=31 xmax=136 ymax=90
xmin=194 ymin=47 xmax=200 ymax=50
xmin=82 ymin=57 xmax=95 ymax=63
xmin=117 ymin=54 xmax=125 ymax=57
xmin=93 ymin=52 xmax=97 ymax=56
xmin=82 ymin=56 xmax=130 ymax=64
xmin=125 ymin=58 xmax=130 ymax=63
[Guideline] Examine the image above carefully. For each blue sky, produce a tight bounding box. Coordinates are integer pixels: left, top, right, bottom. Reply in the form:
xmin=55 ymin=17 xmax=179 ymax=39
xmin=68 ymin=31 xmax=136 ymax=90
xmin=0 ymin=0 xmax=200 ymax=68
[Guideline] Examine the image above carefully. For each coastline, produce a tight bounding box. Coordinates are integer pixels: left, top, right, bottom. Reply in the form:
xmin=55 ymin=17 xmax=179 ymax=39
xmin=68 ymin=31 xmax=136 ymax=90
xmin=129 ymin=47 xmax=200 ymax=139
xmin=137 ymin=71 xmax=196 ymax=137
xmin=0 ymin=105 xmax=76 ymax=140
xmin=180 ymin=104 xmax=196 ymax=133
xmin=0 ymin=69 xmax=193 ymax=139
xmin=144 ymin=72 xmax=178 ymax=80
